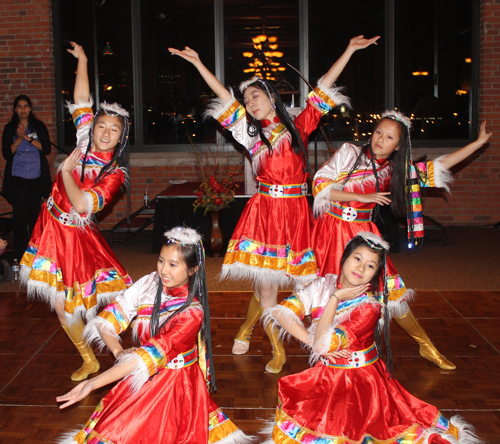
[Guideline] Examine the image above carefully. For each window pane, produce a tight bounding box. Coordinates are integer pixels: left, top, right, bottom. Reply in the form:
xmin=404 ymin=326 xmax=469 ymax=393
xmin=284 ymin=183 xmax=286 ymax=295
xmin=309 ymin=0 xmax=385 ymax=143
xmin=224 ymin=0 xmax=300 ymax=104
xmin=396 ymin=0 xmax=473 ymax=140
xmin=60 ymin=0 xmax=134 ymax=147
xmin=141 ymin=0 xmax=216 ymax=145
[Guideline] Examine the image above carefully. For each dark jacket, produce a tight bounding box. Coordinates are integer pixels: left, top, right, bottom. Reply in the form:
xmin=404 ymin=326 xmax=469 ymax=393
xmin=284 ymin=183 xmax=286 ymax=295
xmin=2 ymin=119 xmax=52 ymax=203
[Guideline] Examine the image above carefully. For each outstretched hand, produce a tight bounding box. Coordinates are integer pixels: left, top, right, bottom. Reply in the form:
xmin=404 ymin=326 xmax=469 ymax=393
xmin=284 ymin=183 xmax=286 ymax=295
xmin=168 ymin=46 xmax=200 ymax=65
xmin=477 ymin=121 xmax=492 ymax=146
xmin=348 ymin=35 xmax=380 ymax=52
xmin=67 ymin=42 xmax=86 ymax=60
xmin=56 ymin=380 xmax=94 ymax=409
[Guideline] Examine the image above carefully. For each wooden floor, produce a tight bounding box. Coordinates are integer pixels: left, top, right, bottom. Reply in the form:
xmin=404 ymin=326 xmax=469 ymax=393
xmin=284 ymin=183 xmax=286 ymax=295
xmin=0 ymin=289 xmax=499 ymax=443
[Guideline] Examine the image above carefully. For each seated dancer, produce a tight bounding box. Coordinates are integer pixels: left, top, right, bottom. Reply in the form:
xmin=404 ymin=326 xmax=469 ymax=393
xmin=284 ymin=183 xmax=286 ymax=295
xmin=56 ymin=227 xmax=252 ymax=444
xmin=262 ymin=232 xmax=483 ymax=444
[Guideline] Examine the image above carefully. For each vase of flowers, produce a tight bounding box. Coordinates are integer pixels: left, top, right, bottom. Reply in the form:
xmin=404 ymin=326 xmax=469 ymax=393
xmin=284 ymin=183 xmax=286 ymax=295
xmin=191 ymin=140 xmax=240 ymax=256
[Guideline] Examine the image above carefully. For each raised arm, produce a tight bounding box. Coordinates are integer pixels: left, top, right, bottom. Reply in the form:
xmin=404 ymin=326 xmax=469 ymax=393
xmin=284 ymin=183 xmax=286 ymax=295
xmin=438 ymin=121 xmax=491 ymax=169
xmin=321 ymin=35 xmax=380 ymax=88
xmin=168 ymin=46 xmax=232 ymax=102
xmin=67 ymin=42 xmax=90 ymax=104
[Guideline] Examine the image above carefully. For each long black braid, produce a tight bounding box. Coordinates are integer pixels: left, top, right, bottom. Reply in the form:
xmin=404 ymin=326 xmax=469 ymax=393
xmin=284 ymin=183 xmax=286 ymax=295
xmin=150 ymin=236 xmax=216 ymax=392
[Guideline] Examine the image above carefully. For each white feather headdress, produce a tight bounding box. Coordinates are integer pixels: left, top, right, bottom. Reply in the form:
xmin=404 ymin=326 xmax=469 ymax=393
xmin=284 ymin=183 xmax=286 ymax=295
xmin=351 ymin=231 xmax=390 ymax=252
xmin=99 ymin=102 xmax=130 ymax=118
xmin=381 ymin=110 xmax=411 ymax=131
xmin=164 ymin=227 xmax=202 ymax=245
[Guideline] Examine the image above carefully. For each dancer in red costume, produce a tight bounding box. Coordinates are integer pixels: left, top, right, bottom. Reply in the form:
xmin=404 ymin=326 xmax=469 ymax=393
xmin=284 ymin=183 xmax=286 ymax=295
xmin=311 ymin=37 xmax=491 ymax=370
xmin=262 ymin=233 xmax=483 ymax=444
xmin=20 ymin=42 xmax=133 ymax=381
xmin=168 ymin=36 xmax=377 ymax=373
xmin=56 ymin=227 xmax=252 ymax=444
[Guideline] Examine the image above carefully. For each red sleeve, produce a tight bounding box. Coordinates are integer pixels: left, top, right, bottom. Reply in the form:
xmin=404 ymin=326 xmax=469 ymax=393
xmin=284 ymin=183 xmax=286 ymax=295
xmin=84 ymin=169 xmax=125 ymax=214
xmin=134 ymin=308 xmax=203 ymax=377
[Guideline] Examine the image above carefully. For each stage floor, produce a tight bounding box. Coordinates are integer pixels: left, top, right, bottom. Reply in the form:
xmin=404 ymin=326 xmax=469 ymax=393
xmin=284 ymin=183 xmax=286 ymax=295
xmin=0 ymin=290 xmax=499 ymax=443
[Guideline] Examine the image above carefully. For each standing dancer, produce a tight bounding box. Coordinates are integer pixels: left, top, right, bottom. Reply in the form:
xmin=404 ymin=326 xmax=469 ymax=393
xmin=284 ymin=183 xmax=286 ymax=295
xmin=168 ymin=35 xmax=378 ymax=373
xmin=312 ymin=91 xmax=491 ymax=368
xmin=262 ymin=233 xmax=483 ymax=444
xmin=57 ymin=227 xmax=252 ymax=444
xmin=20 ymin=42 xmax=133 ymax=381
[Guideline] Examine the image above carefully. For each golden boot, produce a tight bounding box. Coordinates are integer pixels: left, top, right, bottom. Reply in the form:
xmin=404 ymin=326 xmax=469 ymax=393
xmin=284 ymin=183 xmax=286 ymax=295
xmin=264 ymin=322 xmax=286 ymax=374
xmin=232 ymin=293 xmax=263 ymax=355
xmin=394 ymin=309 xmax=456 ymax=370
xmin=62 ymin=318 xmax=100 ymax=381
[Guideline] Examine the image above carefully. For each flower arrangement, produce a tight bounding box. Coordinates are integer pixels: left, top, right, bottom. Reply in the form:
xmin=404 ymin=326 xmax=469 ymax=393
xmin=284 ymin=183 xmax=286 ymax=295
xmin=193 ymin=172 xmax=239 ymax=215
xmin=191 ymin=139 xmax=240 ymax=215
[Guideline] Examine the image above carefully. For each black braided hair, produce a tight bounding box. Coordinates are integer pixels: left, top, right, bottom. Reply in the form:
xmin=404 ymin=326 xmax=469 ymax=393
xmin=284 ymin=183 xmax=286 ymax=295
xmin=79 ymin=108 xmax=131 ymax=216
xmin=242 ymin=79 xmax=310 ymax=173
xmin=150 ymin=235 xmax=216 ymax=392
xmin=339 ymin=234 xmax=393 ymax=378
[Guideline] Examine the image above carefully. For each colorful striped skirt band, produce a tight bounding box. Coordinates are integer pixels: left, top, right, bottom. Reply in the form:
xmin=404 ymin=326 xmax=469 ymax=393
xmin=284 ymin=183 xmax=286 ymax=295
xmin=46 ymin=196 xmax=89 ymax=228
xmin=258 ymin=182 xmax=308 ymax=198
xmin=327 ymin=202 xmax=373 ymax=223
xmin=166 ymin=347 xmax=198 ymax=370
xmin=320 ymin=343 xmax=379 ymax=369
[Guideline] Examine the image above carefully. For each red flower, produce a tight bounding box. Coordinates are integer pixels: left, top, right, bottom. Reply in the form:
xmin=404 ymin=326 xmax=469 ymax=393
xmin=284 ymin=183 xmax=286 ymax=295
xmin=213 ymin=197 xmax=223 ymax=206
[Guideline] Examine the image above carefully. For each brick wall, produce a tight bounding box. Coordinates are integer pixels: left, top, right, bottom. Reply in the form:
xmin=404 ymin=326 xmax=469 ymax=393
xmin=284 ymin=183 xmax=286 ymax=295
xmin=0 ymin=1 xmax=499 ymax=231
xmin=0 ymin=0 xmax=58 ymax=210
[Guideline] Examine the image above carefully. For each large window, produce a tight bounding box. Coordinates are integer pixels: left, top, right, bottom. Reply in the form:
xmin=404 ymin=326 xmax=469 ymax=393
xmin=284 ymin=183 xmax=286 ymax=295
xmin=54 ymin=0 xmax=479 ymax=152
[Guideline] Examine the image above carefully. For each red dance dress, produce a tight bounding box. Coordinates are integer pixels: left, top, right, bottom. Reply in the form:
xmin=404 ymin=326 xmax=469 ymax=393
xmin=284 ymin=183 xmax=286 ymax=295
xmin=57 ymin=273 xmax=250 ymax=444
xmin=20 ymin=101 xmax=132 ymax=322
xmin=262 ymin=275 xmax=481 ymax=444
xmin=312 ymin=143 xmax=452 ymax=303
xmin=205 ymin=83 xmax=350 ymax=288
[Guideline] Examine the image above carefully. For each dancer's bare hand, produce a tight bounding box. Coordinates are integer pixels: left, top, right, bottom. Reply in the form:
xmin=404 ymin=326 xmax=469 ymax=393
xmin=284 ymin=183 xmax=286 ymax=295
xmin=324 ymin=349 xmax=352 ymax=363
xmin=67 ymin=42 xmax=87 ymax=61
xmin=476 ymin=121 xmax=492 ymax=146
xmin=356 ymin=192 xmax=392 ymax=205
xmin=348 ymin=35 xmax=380 ymax=51
xmin=333 ymin=284 xmax=371 ymax=302
xmin=168 ymin=46 xmax=201 ymax=65
xmin=61 ymin=149 xmax=82 ymax=174
xmin=56 ymin=381 xmax=93 ymax=409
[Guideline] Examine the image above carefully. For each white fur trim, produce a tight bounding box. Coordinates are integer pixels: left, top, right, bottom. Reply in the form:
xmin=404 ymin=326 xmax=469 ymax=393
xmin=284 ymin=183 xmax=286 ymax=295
xmin=387 ymin=289 xmax=415 ymax=320
xmin=215 ymin=429 xmax=258 ymax=444
xmin=316 ymin=78 xmax=351 ymax=108
xmin=99 ymin=102 xmax=129 ymax=118
xmin=220 ymin=262 xmax=316 ymax=289
xmin=433 ymin=156 xmax=454 ymax=193
xmin=69 ymin=191 xmax=95 ymax=227
xmin=251 ymin=129 xmax=290 ymax=175
xmin=309 ymin=324 xmax=336 ymax=366
xmin=313 ymin=181 xmax=344 ymax=217
xmin=66 ymin=98 xmax=94 ymax=115
xmin=55 ymin=430 xmax=81 ymax=444
xmin=262 ymin=305 xmax=303 ymax=343
xmin=164 ymin=226 xmax=202 ymax=245
xmin=382 ymin=109 xmax=412 ymax=130
xmin=354 ymin=231 xmax=390 ymax=251
xmin=239 ymin=76 xmax=261 ymax=93
xmin=203 ymin=88 xmax=236 ymax=120
xmin=84 ymin=317 xmax=120 ymax=352
xmin=419 ymin=415 xmax=484 ymax=444
xmin=258 ymin=417 xmax=276 ymax=443
xmin=118 ymin=352 xmax=150 ymax=393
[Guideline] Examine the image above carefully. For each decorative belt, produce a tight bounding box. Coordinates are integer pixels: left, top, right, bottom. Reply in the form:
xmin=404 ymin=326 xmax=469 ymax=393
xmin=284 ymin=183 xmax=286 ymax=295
xmin=167 ymin=346 xmax=198 ymax=370
xmin=46 ymin=196 xmax=83 ymax=227
xmin=327 ymin=202 xmax=373 ymax=223
xmin=258 ymin=181 xmax=307 ymax=198
xmin=320 ymin=343 xmax=379 ymax=369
